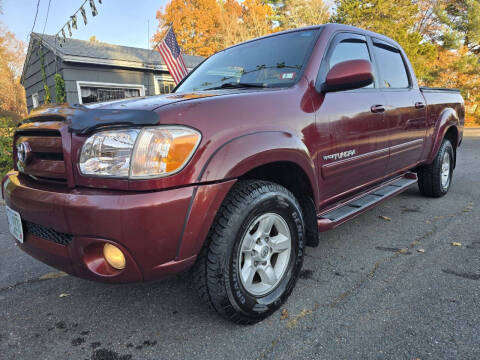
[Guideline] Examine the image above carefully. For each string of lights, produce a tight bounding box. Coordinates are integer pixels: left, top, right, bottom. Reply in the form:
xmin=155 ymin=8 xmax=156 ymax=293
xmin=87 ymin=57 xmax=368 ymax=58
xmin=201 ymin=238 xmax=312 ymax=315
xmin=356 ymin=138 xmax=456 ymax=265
xmin=54 ymin=0 xmax=102 ymax=46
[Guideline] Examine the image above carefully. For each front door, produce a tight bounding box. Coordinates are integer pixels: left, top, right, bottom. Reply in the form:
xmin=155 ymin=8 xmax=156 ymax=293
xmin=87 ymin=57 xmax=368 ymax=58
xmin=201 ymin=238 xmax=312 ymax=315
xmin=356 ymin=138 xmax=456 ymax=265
xmin=315 ymin=33 xmax=390 ymax=205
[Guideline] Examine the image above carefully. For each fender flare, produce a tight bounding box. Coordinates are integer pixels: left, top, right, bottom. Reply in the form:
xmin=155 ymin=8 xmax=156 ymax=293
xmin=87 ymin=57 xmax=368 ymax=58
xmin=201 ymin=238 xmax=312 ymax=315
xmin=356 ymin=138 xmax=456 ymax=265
xmin=197 ymin=130 xmax=320 ymax=204
xmin=427 ymin=108 xmax=460 ymax=164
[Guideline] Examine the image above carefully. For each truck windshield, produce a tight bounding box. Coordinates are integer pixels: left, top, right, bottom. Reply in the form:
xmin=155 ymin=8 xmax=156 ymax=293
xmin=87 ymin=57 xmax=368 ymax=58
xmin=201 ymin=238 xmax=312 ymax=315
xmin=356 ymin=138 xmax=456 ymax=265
xmin=175 ymin=29 xmax=321 ymax=92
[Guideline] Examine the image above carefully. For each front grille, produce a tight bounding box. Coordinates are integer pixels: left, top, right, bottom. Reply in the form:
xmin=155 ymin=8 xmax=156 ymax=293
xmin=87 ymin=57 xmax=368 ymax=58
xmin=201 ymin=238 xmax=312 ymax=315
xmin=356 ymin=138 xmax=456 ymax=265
xmin=15 ymin=131 xmax=67 ymax=181
xmin=24 ymin=221 xmax=73 ymax=246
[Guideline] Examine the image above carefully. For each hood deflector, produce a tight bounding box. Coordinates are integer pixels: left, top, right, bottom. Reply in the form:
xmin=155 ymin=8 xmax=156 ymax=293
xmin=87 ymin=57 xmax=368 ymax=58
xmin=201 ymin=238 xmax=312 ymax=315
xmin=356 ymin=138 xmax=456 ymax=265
xmin=23 ymin=104 xmax=159 ymax=135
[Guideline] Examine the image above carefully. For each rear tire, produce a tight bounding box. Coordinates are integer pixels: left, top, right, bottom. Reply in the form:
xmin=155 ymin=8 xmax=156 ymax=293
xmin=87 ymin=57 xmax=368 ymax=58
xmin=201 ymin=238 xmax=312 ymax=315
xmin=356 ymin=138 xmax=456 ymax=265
xmin=417 ymin=139 xmax=454 ymax=198
xmin=193 ymin=180 xmax=305 ymax=325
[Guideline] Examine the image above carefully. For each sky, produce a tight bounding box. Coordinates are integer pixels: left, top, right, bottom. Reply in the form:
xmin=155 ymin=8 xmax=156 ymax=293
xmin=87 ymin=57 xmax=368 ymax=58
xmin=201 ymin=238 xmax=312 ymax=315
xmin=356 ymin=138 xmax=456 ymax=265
xmin=1 ymin=0 xmax=336 ymax=49
xmin=1 ymin=0 xmax=169 ymax=49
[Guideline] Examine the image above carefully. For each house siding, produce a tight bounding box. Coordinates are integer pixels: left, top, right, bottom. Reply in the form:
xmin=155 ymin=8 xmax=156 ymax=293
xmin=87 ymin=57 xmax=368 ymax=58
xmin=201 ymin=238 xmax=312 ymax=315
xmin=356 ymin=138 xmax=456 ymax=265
xmin=22 ymin=34 xmax=200 ymax=112
xmin=23 ymin=41 xmax=64 ymax=111
xmin=61 ymin=62 xmax=166 ymax=104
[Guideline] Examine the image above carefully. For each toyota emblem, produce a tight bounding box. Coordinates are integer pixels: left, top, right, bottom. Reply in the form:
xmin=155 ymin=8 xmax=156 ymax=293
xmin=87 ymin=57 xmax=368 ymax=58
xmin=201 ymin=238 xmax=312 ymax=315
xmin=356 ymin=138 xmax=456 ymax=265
xmin=16 ymin=142 xmax=32 ymax=167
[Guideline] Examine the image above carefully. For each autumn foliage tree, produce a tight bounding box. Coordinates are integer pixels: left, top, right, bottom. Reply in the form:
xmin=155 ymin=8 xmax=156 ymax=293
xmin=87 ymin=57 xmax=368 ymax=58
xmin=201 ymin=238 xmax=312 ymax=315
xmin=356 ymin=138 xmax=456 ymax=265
xmin=0 ymin=22 xmax=26 ymax=119
xmin=333 ymin=0 xmax=480 ymax=125
xmin=0 ymin=3 xmax=26 ymax=175
xmin=154 ymin=0 xmax=478 ymax=125
xmin=154 ymin=0 xmax=274 ymax=56
xmin=280 ymin=0 xmax=330 ymax=29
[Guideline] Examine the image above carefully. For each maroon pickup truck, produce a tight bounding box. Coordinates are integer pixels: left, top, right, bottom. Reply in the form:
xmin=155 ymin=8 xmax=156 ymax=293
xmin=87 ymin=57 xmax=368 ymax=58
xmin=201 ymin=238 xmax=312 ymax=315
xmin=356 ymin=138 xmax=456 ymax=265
xmin=3 ymin=24 xmax=464 ymax=324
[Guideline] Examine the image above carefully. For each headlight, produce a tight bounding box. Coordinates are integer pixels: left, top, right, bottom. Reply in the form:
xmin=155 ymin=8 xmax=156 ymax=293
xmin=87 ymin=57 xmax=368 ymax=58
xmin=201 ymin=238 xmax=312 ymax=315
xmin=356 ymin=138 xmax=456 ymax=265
xmin=79 ymin=126 xmax=201 ymax=178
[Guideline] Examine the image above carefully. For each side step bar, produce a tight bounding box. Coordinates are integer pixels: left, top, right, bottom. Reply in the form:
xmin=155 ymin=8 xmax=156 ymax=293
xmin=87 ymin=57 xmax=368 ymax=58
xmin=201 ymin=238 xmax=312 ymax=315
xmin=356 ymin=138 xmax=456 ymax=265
xmin=317 ymin=173 xmax=417 ymax=232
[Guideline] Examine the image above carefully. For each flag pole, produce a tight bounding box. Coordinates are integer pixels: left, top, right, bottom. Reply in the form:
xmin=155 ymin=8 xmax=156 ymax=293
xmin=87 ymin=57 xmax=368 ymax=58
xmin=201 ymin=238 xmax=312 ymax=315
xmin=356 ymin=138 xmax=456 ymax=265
xmin=151 ymin=24 xmax=173 ymax=50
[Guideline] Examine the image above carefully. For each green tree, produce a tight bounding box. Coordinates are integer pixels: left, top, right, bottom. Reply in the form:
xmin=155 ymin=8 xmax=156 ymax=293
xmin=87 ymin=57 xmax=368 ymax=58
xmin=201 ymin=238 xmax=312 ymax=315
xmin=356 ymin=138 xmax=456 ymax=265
xmin=437 ymin=0 xmax=480 ymax=53
xmin=332 ymin=0 xmax=437 ymax=80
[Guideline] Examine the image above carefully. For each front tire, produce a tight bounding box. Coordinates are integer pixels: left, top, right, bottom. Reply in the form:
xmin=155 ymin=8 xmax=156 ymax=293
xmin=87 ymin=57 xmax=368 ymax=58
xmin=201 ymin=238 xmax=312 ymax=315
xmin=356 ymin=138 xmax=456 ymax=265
xmin=418 ymin=138 xmax=454 ymax=197
xmin=193 ymin=180 xmax=305 ymax=324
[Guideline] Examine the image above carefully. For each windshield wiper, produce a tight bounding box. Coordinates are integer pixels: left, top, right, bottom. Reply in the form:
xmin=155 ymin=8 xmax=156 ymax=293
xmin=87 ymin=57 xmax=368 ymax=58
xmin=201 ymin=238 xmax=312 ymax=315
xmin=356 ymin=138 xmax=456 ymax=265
xmin=205 ymin=82 xmax=268 ymax=90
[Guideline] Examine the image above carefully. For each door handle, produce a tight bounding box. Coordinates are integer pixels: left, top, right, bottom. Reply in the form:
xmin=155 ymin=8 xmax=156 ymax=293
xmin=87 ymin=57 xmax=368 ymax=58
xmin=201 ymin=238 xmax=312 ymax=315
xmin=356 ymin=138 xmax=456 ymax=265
xmin=415 ymin=102 xmax=425 ymax=109
xmin=371 ymin=104 xmax=385 ymax=113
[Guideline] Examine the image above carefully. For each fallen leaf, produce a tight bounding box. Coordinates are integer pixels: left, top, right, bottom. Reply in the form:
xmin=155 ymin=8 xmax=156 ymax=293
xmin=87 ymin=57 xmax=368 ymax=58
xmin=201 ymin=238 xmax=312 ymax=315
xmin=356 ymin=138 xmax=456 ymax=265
xmin=286 ymin=309 xmax=313 ymax=328
xmin=280 ymin=308 xmax=288 ymax=320
xmin=39 ymin=271 xmax=67 ymax=280
xmin=417 ymin=248 xmax=425 ymax=253
xmin=59 ymin=293 xmax=70 ymax=298
xmin=379 ymin=215 xmax=392 ymax=221
xmin=451 ymin=242 xmax=462 ymax=247
xmin=398 ymin=248 xmax=409 ymax=254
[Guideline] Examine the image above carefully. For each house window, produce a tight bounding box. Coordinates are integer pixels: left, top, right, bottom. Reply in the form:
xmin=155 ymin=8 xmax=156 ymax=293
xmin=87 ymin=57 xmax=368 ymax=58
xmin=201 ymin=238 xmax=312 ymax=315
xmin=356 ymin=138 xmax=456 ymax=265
xmin=158 ymin=78 xmax=175 ymax=94
xmin=77 ymin=82 xmax=145 ymax=104
xmin=155 ymin=75 xmax=175 ymax=94
xmin=32 ymin=93 xmax=39 ymax=108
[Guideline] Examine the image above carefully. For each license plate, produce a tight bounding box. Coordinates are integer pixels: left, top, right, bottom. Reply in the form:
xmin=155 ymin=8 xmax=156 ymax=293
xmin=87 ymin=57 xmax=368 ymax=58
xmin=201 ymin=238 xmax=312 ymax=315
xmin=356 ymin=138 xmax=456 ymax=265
xmin=5 ymin=205 xmax=24 ymax=243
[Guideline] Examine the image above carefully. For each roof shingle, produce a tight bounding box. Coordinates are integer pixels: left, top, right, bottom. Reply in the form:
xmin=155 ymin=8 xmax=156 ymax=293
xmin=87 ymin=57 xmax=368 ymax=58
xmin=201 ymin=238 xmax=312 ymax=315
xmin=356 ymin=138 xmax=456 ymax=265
xmin=32 ymin=33 xmax=203 ymax=68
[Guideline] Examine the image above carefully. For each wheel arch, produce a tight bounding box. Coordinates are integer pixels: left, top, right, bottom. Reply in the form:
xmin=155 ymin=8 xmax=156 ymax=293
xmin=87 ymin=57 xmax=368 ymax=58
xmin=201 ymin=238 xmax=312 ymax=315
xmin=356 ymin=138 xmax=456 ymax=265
xmin=427 ymin=108 xmax=460 ymax=166
xmin=238 ymin=161 xmax=319 ymax=247
xmin=444 ymin=126 xmax=459 ymax=169
xmin=197 ymin=131 xmax=320 ymax=247
xmin=198 ymin=131 xmax=319 ymax=204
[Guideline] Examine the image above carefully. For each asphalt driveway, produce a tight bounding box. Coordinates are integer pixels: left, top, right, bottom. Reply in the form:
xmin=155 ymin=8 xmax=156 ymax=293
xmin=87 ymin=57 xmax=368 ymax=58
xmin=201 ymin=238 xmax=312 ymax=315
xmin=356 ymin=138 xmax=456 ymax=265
xmin=1 ymin=133 xmax=479 ymax=360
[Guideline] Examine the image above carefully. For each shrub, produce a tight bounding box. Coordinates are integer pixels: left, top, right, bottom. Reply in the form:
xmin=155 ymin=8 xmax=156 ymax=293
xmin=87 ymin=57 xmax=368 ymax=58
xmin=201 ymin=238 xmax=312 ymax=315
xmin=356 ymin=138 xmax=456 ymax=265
xmin=0 ymin=115 xmax=17 ymax=178
xmin=55 ymin=73 xmax=66 ymax=103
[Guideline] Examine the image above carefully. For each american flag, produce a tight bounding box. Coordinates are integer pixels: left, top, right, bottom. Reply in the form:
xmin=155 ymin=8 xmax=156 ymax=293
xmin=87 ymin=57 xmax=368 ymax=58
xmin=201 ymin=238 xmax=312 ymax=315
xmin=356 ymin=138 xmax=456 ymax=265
xmin=156 ymin=27 xmax=188 ymax=84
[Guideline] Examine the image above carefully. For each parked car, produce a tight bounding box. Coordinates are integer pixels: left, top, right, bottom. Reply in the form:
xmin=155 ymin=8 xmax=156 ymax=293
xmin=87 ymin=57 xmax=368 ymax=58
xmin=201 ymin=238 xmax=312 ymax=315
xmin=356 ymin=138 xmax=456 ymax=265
xmin=3 ymin=24 xmax=464 ymax=324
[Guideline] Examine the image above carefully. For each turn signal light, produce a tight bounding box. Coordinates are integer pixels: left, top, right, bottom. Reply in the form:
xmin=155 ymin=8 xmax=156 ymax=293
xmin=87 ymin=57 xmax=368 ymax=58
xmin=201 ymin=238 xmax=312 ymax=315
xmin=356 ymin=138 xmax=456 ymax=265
xmin=103 ymin=243 xmax=126 ymax=270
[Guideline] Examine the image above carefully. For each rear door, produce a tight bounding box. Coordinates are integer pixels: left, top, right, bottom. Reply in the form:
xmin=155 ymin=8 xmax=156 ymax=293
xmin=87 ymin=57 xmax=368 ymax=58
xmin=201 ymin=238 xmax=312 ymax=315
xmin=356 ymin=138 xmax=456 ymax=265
xmin=370 ymin=38 xmax=427 ymax=174
xmin=315 ymin=33 xmax=390 ymax=204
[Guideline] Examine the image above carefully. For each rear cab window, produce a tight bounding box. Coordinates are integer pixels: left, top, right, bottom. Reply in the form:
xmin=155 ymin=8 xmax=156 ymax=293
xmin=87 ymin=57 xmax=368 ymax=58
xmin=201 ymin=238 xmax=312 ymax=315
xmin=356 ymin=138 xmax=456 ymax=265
xmin=372 ymin=39 xmax=410 ymax=88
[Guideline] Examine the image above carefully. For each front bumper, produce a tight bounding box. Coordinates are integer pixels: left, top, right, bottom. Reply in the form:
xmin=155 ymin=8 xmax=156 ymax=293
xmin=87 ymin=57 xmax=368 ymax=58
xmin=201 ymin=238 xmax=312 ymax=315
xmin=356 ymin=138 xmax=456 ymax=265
xmin=2 ymin=172 xmax=235 ymax=283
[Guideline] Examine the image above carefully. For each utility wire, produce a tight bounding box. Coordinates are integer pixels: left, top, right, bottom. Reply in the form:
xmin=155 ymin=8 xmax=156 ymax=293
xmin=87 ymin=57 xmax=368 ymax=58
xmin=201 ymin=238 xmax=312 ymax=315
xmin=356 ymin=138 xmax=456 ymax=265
xmin=22 ymin=0 xmax=41 ymax=87
xmin=42 ymin=0 xmax=52 ymax=35
xmin=30 ymin=0 xmax=41 ymax=35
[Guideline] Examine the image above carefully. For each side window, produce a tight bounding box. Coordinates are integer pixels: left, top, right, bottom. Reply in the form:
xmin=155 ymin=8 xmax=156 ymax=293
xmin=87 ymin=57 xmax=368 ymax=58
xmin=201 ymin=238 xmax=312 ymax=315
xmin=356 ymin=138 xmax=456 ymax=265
xmin=328 ymin=38 xmax=373 ymax=88
xmin=373 ymin=43 xmax=409 ymax=88
xmin=329 ymin=39 xmax=371 ymax=69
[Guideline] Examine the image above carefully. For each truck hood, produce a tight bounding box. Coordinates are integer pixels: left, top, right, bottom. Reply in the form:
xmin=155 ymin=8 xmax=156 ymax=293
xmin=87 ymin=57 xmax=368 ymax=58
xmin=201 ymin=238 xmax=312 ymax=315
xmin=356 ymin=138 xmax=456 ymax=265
xmin=84 ymin=91 xmax=221 ymax=111
xmin=23 ymin=91 xmax=227 ymax=135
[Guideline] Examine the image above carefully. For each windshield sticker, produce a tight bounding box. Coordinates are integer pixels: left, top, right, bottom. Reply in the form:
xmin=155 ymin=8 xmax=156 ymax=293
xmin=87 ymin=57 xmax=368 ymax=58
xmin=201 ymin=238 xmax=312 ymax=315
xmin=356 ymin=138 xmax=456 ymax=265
xmin=281 ymin=73 xmax=296 ymax=80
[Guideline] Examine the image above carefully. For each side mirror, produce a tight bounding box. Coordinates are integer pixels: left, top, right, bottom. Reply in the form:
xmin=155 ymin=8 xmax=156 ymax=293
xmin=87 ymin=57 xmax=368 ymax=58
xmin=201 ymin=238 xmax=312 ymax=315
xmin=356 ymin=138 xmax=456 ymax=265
xmin=322 ymin=59 xmax=374 ymax=92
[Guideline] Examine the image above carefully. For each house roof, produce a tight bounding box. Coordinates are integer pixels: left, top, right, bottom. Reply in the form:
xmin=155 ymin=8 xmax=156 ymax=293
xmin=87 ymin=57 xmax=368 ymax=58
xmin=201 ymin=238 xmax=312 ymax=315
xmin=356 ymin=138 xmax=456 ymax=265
xmin=30 ymin=33 xmax=204 ymax=69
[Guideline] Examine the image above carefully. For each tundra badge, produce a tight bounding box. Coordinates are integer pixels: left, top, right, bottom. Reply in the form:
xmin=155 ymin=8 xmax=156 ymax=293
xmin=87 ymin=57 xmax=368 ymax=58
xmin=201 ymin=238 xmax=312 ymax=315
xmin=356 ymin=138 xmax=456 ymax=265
xmin=323 ymin=150 xmax=356 ymax=161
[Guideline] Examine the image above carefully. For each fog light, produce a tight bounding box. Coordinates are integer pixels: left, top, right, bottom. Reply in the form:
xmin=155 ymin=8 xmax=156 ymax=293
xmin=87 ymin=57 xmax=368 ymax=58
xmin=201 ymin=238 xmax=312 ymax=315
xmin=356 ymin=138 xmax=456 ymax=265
xmin=103 ymin=243 xmax=126 ymax=270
